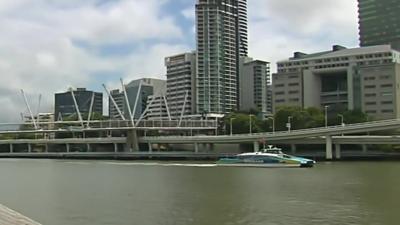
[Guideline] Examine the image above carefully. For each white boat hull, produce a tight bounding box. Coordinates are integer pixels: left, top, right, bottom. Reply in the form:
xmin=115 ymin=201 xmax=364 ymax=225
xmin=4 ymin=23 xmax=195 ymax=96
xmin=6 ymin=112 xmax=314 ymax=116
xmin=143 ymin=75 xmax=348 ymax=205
xmin=216 ymin=163 xmax=303 ymax=168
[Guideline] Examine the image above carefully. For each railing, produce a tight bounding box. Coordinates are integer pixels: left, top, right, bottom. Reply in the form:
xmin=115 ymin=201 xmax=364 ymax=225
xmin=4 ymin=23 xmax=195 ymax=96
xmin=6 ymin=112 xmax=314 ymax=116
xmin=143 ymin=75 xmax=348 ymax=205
xmin=0 ymin=119 xmax=218 ymax=133
xmin=143 ymin=118 xmax=400 ymax=141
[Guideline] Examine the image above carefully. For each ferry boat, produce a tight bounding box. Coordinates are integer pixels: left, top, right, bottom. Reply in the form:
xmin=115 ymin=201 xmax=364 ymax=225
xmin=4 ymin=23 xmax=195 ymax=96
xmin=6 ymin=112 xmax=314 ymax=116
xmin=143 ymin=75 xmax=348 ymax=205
xmin=217 ymin=146 xmax=316 ymax=168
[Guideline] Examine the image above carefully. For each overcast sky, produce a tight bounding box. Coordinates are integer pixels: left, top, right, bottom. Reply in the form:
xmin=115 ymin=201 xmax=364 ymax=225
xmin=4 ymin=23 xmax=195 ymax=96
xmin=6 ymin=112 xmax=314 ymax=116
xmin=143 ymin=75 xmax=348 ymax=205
xmin=0 ymin=0 xmax=359 ymax=121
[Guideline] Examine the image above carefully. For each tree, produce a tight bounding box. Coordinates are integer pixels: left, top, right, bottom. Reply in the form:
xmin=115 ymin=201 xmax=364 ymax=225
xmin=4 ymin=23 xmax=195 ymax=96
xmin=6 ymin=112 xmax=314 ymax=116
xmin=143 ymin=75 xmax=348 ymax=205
xmin=342 ymin=110 xmax=369 ymax=124
xmin=274 ymin=106 xmax=324 ymax=131
xmin=225 ymin=113 xmax=263 ymax=134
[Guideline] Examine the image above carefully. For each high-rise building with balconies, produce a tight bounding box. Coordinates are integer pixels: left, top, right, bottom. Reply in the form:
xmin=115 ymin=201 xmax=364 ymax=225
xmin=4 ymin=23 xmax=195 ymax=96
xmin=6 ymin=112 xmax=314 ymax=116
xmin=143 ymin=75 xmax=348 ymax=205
xmin=109 ymin=78 xmax=166 ymax=119
xmin=165 ymin=52 xmax=197 ymax=118
xmin=239 ymin=57 xmax=271 ymax=115
xmin=195 ymin=0 xmax=248 ymax=114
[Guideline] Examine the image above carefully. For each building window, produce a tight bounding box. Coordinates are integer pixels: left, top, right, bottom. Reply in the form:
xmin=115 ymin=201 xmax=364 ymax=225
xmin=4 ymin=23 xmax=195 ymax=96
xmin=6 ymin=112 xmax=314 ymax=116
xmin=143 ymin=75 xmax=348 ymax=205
xmin=275 ymin=91 xmax=285 ymax=95
xmin=275 ymin=99 xmax=285 ymax=103
xmin=381 ymin=92 xmax=393 ymax=96
xmin=289 ymin=90 xmax=299 ymax=94
xmin=275 ymin=84 xmax=284 ymax=88
xmin=365 ymin=110 xmax=377 ymax=113
xmin=380 ymin=75 xmax=391 ymax=80
xmin=382 ymin=109 xmax=394 ymax=113
xmin=381 ymin=84 xmax=393 ymax=88
xmin=288 ymin=83 xmax=299 ymax=87
xmin=381 ymin=101 xmax=393 ymax=105
xmin=365 ymin=102 xmax=377 ymax=105
xmin=364 ymin=85 xmax=376 ymax=89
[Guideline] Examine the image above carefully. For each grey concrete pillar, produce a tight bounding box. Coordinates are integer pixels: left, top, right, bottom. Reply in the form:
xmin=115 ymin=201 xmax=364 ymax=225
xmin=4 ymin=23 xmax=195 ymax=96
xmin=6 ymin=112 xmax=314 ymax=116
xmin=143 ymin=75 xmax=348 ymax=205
xmin=87 ymin=143 xmax=91 ymax=152
xmin=194 ymin=142 xmax=199 ymax=153
xmin=126 ymin=130 xmax=139 ymax=152
xmin=66 ymin=143 xmax=70 ymax=152
xmin=326 ymin=135 xmax=333 ymax=160
xmin=114 ymin=143 xmax=118 ymax=153
xmin=28 ymin=144 xmax=32 ymax=153
xmin=362 ymin=144 xmax=368 ymax=153
xmin=45 ymin=143 xmax=49 ymax=152
xmin=291 ymin=144 xmax=297 ymax=154
xmin=335 ymin=144 xmax=341 ymax=159
xmin=10 ymin=144 xmax=13 ymax=153
xmin=253 ymin=141 xmax=260 ymax=152
xmin=148 ymin=143 xmax=153 ymax=153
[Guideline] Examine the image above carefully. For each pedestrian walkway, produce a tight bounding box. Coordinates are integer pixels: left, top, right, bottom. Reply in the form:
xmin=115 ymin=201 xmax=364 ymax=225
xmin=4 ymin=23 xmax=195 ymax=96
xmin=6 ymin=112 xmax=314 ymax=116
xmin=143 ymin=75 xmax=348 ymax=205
xmin=0 ymin=204 xmax=41 ymax=225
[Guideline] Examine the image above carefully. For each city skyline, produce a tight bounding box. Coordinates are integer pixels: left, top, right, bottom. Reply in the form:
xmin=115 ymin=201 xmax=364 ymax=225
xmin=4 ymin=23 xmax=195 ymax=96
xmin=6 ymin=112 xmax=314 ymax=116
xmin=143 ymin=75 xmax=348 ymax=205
xmin=0 ymin=0 xmax=358 ymax=121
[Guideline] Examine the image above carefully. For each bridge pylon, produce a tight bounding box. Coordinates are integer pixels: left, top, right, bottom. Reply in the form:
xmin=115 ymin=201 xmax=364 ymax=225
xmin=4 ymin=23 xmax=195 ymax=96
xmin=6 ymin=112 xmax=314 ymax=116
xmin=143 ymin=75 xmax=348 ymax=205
xmin=126 ymin=130 xmax=139 ymax=152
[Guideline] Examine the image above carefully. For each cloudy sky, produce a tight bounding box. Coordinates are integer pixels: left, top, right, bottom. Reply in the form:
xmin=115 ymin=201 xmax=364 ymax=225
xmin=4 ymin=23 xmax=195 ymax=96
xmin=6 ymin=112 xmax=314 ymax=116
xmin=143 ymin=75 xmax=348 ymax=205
xmin=0 ymin=0 xmax=359 ymax=122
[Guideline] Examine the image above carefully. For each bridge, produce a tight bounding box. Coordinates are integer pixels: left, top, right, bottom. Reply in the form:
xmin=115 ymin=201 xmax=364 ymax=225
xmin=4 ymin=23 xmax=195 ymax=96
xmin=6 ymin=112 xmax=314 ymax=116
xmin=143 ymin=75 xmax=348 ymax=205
xmin=1 ymin=118 xmax=400 ymax=160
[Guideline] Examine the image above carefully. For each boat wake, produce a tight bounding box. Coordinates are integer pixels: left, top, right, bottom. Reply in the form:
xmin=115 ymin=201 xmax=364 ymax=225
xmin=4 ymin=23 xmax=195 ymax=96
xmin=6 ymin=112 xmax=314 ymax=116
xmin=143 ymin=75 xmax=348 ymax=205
xmin=101 ymin=162 xmax=218 ymax=168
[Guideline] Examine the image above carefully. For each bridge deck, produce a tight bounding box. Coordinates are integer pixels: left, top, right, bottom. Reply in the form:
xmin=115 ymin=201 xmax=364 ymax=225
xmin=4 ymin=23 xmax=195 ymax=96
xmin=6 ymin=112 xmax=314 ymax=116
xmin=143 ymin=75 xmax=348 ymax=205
xmin=0 ymin=204 xmax=41 ymax=225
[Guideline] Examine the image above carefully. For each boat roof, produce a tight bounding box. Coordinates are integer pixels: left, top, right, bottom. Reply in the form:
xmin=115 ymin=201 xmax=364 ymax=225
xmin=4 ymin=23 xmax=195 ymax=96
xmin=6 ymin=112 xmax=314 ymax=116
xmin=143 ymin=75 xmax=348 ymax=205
xmin=238 ymin=152 xmax=282 ymax=157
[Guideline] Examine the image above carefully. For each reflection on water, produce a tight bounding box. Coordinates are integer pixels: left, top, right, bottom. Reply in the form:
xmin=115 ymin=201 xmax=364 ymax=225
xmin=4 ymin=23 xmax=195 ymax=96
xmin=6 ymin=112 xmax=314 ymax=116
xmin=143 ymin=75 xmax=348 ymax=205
xmin=0 ymin=160 xmax=399 ymax=225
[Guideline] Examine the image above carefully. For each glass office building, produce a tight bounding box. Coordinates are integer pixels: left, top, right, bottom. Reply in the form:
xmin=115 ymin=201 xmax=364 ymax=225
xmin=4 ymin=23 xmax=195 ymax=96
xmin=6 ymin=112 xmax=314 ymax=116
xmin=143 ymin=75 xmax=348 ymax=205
xmin=358 ymin=0 xmax=400 ymax=50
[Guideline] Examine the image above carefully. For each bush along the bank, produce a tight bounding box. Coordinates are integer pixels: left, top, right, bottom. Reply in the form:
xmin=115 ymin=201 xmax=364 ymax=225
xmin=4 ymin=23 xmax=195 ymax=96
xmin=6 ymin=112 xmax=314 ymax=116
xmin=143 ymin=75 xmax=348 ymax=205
xmin=225 ymin=107 xmax=370 ymax=135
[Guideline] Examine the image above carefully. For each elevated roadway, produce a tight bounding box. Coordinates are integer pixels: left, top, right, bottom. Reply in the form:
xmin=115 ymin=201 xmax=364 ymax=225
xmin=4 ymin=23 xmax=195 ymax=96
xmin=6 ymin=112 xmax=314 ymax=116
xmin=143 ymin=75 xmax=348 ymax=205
xmin=143 ymin=119 xmax=400 ymax=144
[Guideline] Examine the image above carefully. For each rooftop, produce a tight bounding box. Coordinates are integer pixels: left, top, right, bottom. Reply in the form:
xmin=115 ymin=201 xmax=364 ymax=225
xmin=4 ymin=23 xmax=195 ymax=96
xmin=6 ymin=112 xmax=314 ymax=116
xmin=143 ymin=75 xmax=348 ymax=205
xmin=279 ymin=45 xmax=397 ymax=63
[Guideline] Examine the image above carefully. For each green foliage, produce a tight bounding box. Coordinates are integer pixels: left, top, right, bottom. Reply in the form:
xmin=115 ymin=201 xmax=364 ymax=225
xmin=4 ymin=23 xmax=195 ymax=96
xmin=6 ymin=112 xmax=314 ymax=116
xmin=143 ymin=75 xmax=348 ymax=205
xmin=0 ymin=134 xmax=16 ymax=140
xmin=274 ymin=106 xmax=324 ymax=131
xmin=225 ymin=113 xmax=263 ymax=134
xmin=225 ymin=106 xmax=371 ymax=134
xmin=342 ymin=110 xmax=369 ymax=124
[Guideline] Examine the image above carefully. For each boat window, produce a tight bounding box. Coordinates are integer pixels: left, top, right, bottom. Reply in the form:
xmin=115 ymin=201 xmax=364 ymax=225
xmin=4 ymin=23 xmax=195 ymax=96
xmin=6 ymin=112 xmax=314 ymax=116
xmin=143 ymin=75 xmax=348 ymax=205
xmin=283 ymin=155 xmax=291 ymax=159
xmin=266 ymin=150 xmax=282 ymax=154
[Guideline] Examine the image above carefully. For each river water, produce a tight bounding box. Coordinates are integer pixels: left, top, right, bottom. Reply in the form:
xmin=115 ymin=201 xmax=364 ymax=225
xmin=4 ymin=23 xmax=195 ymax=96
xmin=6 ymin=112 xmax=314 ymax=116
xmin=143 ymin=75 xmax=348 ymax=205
xmin=0 ymin=159 xmax=399 ymax=225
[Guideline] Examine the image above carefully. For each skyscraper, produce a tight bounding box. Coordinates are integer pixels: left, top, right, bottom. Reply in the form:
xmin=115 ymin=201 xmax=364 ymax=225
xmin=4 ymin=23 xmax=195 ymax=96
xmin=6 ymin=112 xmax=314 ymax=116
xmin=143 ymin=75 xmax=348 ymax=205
xmin=196 ymin=0 xmax=248 ymax=114
xmin=358 ymin=0 xmax=400 ymax=50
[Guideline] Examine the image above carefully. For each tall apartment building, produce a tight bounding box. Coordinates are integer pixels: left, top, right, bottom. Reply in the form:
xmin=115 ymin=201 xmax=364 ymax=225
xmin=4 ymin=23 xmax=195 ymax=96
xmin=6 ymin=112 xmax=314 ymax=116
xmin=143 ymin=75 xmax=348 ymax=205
xmin=266 ymin=85 xmax=273 ymax=114
xmin=109 ymin=89 xmax=125 ymax=119
xmin=165 ymin=52 xmax=197 ymax=118
xmin=196 ymin=0 xmax=248 ymax=114
xmin=145 ymin=95 xmax=169 ymax=120
xmin=55 ymin=88 xmax=103 ymax=120
xmin=109 ymin=78 xmax=166 ymax=119
xmin=358 ymin=0 xmax=400 ymax=50
xmin=239 ymin=57 xmax=271 ymax=115
xmin=273 ymin=45 xmax=400 ymax=120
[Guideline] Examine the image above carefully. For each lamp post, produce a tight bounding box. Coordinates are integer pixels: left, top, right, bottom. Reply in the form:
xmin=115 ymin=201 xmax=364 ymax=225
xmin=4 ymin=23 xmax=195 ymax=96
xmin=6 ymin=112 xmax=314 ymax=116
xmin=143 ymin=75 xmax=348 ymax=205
xmin=287 ymin=116 xmax=292 ymax=132
xmin=249 ymin=114 xmax=254 ymax=134
xmin=324 ymin=105 xmax=329 ymax=128
xmin=338 ymin=114 xmax=344 ymax=127
xmin=267 ymin=117 xmax=275 ymax=134
xmin=230 ymin=117 xmax=235 ymax=136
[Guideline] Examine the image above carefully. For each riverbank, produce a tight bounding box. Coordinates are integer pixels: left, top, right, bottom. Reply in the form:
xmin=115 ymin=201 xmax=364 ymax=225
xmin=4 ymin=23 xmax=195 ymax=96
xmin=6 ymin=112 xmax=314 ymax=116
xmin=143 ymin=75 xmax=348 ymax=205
xmin=0 ymin=203 xmax=41 ymax=225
